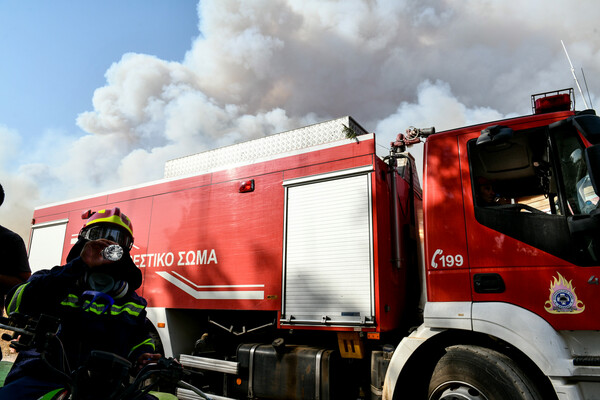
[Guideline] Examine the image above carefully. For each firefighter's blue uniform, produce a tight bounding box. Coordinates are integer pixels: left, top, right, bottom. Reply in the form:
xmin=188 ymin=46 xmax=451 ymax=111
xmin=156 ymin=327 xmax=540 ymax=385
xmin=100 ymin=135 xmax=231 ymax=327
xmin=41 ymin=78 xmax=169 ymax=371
xmin=0 ymin=239 xmax=156 ymax=399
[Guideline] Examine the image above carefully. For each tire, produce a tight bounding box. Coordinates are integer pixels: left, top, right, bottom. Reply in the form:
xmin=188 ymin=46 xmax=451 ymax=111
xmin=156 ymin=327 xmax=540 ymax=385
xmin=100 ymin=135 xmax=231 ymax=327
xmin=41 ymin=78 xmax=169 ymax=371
xmin=428 ymin=345 xmax=543 ymax=400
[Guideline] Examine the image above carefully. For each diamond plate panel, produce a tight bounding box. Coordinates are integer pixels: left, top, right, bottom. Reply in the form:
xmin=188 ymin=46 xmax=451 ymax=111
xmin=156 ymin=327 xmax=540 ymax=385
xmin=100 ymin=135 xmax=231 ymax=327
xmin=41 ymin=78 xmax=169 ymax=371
xmin=164 ymin=116 xmax=368 ymax=178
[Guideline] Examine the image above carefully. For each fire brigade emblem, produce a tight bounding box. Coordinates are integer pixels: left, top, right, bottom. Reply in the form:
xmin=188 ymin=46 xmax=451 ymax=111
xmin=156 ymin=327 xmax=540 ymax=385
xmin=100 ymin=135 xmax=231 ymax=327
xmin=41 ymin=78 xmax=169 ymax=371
xmin=544 ymin=272 xmax=585 ymax=314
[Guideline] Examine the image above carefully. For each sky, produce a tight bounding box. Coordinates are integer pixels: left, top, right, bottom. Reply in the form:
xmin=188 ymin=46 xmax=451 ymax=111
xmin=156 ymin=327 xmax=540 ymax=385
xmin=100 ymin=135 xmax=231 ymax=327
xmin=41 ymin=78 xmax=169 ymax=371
xmin=1 ymin=0 xmax=599 ymax=241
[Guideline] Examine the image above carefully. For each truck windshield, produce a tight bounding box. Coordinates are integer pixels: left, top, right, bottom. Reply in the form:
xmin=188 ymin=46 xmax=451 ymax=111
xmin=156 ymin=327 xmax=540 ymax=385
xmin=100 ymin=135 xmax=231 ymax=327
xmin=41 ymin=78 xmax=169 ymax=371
xmin=553 ymin=132 xmax=599 ymax=215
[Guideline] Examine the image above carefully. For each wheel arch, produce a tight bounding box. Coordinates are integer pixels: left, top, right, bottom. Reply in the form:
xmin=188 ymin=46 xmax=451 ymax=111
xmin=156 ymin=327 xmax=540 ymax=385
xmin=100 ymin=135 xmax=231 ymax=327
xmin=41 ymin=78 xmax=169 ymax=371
xmin=385 ymin=328 xmax=557 ymax=400
xmin=471 ymin=302 xmax=573 ymax=378
xmin=146 ymin=307 xmax=173 ymax=357
xmin=383 ymin=302 xmax=567 ymax=400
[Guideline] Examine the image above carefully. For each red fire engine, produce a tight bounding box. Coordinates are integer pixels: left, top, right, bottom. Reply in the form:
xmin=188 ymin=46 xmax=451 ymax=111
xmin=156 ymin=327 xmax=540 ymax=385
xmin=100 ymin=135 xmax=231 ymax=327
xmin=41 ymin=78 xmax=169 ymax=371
xmin=27 ymin=89 xmax=600 ymax=399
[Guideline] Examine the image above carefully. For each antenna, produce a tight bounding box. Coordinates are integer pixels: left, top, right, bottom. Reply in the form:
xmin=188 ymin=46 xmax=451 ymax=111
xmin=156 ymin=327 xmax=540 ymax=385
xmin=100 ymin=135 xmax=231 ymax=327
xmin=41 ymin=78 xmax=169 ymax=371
xmin=561 ymin=40 xmax=589 ymax=109
xmin=581 ymin=68 xmax=593 ymax=109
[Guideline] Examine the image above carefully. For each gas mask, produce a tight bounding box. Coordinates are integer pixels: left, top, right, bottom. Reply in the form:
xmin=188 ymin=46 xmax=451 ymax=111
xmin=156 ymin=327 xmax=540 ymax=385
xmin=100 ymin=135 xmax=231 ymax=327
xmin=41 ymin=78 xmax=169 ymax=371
xmin=86 ymin=272 xmax=129 ymax=299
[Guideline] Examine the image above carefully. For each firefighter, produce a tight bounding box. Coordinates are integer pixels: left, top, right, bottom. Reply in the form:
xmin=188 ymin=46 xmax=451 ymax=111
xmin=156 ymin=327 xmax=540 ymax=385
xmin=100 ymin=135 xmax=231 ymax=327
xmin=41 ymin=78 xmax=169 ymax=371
xmin=0 ymin=208 xmax=161 ymax=399
xmin=0 ymin=183 xmax=31 ymax=301
xmin=475 ymin=177 xmax=509 ymax=206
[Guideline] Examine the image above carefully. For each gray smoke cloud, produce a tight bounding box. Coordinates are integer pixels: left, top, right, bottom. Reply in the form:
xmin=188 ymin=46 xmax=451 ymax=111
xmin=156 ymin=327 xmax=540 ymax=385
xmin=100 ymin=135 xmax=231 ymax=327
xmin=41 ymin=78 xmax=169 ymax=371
xmin=1 ymin=0 xmax=599 ymax=240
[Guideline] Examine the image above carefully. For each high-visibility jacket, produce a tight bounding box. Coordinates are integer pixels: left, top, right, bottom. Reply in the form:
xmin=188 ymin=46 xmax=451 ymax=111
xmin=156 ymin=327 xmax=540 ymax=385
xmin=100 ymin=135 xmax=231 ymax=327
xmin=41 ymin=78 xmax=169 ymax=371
xmin=3 ymin=253 xmax=155 ymax=385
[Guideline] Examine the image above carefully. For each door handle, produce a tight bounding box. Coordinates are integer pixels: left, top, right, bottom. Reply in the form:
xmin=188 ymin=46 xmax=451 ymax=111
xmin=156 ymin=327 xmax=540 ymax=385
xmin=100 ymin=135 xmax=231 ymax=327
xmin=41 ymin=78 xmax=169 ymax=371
xmin=473 ymin=273 xmax=505 ymax=293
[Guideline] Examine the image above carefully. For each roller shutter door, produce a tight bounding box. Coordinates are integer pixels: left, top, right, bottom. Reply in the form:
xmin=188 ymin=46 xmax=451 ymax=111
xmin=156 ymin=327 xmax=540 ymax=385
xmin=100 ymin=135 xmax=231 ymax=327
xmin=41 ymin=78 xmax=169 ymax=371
xmin=282 ymin=169 xmax=374 ymax=326
xmin=28 ymin=220 xmax=68 ymax=273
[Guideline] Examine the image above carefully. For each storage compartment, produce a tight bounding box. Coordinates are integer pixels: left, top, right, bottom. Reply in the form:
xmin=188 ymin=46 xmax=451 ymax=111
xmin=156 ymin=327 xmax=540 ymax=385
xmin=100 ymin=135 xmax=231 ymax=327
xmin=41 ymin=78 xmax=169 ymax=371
xmin=281 ymin=168 xmax=375 ymax=327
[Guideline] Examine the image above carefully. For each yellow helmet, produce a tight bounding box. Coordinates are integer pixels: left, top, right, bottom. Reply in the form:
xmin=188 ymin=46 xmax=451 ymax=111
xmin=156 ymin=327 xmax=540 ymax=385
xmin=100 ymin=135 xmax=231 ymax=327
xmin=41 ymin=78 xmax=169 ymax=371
xmin=79 ymin=207 xmax=134 ymax=250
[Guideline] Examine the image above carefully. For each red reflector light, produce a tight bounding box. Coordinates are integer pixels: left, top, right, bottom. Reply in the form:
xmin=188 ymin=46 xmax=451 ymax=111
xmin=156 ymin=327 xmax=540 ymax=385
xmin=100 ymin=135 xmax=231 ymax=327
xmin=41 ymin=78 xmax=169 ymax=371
xmin=239 ymin=179 xmax=255 ymax=193
xmin=535 ymin=94 xmax=571 ymax=114
xmin=532 ymin=89 xmax=573 ymax=114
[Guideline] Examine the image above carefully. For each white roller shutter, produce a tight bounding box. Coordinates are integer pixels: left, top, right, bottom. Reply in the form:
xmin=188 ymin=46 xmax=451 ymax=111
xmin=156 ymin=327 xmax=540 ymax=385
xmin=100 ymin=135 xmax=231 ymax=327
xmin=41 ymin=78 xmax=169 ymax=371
xmin=282 ymin=168 xmax=374 ymax=326
xmin=28 ymin=220 xmax=68 ymax=273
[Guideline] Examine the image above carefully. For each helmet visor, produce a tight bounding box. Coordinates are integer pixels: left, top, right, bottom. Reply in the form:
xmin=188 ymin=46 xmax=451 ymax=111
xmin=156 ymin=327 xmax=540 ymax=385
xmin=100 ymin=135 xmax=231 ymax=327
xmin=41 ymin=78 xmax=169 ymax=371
xmin=81 ymin=225 xmax=133 ymax=250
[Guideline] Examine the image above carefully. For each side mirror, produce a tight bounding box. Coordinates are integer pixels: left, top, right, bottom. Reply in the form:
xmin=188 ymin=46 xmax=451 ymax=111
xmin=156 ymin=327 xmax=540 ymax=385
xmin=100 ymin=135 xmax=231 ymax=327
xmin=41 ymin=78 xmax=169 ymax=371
xmin=585 ymin=144 xmax=600 ymax=195
xmin=477 ymin=125 xmax=514 ymax=146
xmin=573 ymin=112 xmax=600 ymax=145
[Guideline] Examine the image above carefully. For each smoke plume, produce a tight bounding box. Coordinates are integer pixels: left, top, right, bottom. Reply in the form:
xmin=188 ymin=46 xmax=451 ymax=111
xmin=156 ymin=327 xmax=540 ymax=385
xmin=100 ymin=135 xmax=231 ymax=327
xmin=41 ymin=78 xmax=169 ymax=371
xmin=1 ymin=0 xmax=599 ymax=240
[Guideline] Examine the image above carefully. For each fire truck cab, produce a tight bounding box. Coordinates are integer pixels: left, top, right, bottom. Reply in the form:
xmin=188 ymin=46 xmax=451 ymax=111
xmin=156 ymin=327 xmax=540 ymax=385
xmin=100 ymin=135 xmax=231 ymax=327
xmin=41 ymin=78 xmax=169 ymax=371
xmin=385 ymin=89 xmax=600 ymax=399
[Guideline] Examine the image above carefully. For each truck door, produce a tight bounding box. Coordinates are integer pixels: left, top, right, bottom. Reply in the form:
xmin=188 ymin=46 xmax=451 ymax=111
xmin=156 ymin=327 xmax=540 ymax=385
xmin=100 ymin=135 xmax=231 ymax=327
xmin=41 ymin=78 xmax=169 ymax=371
xmin=462 ymin=115 xmax=600 ymax=330
xmin=280 ymin=166 xmax=375 ymax=327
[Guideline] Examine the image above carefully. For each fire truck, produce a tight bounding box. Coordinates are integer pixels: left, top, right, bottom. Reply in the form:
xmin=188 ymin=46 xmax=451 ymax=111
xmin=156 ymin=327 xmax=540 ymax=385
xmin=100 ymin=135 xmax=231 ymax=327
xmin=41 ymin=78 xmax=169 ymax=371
xmin=26 ymin=89 xmax=600 ymax=399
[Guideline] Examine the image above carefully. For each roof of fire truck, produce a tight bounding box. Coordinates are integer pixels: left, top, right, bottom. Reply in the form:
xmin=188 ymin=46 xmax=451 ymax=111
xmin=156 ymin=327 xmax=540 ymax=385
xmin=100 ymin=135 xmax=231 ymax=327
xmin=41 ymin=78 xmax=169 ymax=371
xmin=400 ymin=89 xmax=577 ymax=148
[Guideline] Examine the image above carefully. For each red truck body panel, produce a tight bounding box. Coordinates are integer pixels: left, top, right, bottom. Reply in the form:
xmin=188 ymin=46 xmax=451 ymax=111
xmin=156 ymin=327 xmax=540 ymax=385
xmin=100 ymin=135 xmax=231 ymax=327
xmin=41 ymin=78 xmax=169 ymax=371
xmin=31 ymin=132 xmax=410 ymax=333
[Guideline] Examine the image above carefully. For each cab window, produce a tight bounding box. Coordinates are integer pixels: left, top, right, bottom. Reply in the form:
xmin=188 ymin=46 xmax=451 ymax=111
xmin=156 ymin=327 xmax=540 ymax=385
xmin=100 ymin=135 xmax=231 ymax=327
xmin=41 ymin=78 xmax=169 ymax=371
xmin=470 ymin=126 xmax=560 ymax=214
xmin=468 ymin=123 xmax=598 ymax=265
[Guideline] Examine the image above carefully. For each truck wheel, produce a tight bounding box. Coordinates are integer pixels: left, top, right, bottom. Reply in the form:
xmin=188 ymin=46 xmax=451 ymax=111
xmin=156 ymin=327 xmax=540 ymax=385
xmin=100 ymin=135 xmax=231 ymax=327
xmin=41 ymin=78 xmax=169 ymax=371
xmin=428 ymin=345 xmax=542 ymax=400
